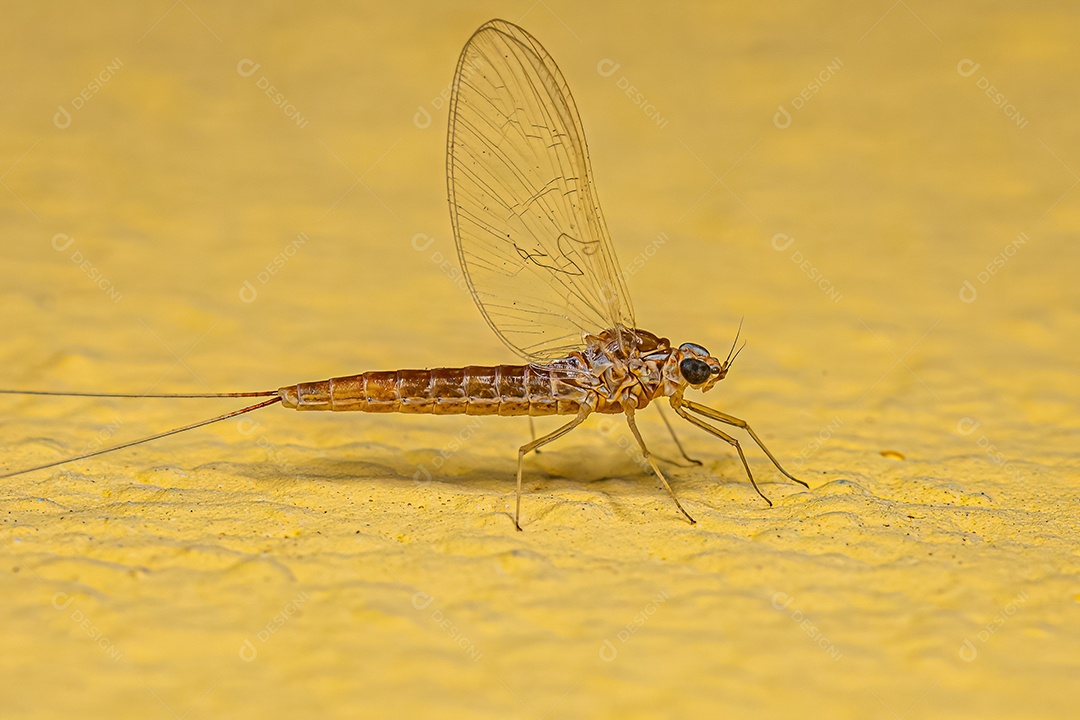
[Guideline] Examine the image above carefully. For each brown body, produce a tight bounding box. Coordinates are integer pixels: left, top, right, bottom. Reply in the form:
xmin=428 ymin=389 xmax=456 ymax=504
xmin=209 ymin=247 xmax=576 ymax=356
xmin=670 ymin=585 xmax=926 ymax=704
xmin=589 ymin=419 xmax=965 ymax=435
xmin=277 ymin=329 xmax=680 ymax=418
xmin=278 ymin=365 xmax=592 ymax=416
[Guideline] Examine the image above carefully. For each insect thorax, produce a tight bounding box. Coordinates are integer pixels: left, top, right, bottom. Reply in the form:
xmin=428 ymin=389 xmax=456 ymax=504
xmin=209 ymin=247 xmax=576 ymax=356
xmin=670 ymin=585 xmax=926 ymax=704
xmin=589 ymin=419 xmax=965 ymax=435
xmin=558 ymin=327 xmax=678 ymax=413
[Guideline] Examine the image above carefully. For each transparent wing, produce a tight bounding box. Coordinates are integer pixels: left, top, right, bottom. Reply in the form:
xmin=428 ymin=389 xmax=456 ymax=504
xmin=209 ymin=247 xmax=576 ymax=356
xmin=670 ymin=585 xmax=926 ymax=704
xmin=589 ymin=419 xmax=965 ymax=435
xmin=447 ymin=19 xmax=634 ymax=364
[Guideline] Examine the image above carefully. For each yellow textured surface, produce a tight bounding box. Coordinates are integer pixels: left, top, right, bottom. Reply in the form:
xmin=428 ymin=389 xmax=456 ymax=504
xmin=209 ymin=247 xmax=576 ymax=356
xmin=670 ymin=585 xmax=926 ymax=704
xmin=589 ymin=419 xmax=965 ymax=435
xmin=1 ymin=3 xmax=1078 ymax=718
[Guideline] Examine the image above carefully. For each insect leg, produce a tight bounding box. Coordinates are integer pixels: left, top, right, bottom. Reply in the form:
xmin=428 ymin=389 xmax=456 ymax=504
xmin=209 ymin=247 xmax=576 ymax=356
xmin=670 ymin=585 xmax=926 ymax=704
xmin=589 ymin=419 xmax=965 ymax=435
xmin=680 ymin=400 xmax=808 ymax=488
xmin=654 ymin=403 xmax=702 ymax=466
xmin=624 ymin=405 xmax=696 ymax=525
xmin=673 ymin=404 xmax=777 ymax=505
xmin=515 ymin=411 xmax=589 ymax=531
xmin=528 ymin=416 xmax=542 ymax=453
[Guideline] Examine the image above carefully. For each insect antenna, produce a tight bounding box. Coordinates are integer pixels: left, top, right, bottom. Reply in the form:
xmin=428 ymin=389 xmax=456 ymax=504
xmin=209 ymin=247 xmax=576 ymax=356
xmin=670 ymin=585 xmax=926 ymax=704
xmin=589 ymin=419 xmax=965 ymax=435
xmin=723 ymin=318 xmax=745 ymax=368
xmin=0 ymin=395 xmax=282 ymax=480
xmin=727 ymin=340 xmax=747 ymax=368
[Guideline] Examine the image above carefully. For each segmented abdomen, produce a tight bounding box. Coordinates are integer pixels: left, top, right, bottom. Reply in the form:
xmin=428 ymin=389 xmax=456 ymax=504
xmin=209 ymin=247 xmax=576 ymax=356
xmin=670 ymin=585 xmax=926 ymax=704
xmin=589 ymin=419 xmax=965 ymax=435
xmin=278 ymin=365 xmax=588 ymax=416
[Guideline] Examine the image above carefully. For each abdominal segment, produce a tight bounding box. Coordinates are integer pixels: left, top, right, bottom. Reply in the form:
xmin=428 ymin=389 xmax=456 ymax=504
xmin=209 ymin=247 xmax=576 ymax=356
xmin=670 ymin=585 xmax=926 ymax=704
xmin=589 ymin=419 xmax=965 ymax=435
xmin=278 ymin=365 xmax=589 ymax=416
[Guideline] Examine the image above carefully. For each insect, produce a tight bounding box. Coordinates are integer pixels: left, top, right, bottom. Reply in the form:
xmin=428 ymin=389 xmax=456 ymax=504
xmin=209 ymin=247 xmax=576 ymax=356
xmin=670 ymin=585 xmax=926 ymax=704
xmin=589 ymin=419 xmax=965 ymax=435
xmin=1 ymin=19 xmax=808 ymax=530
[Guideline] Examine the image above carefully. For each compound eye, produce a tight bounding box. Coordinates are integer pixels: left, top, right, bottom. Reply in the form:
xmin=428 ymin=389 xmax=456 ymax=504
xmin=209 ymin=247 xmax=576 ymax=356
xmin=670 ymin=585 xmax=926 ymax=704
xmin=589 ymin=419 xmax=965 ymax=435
xmin=679 ymin=358 xmax=711 ymax=385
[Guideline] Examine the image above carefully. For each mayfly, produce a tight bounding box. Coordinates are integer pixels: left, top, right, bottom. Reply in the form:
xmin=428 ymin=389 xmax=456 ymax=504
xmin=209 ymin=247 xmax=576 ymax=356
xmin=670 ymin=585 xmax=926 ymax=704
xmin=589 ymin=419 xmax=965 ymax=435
xmin=1 ymin=19 xmax=808 ymax=529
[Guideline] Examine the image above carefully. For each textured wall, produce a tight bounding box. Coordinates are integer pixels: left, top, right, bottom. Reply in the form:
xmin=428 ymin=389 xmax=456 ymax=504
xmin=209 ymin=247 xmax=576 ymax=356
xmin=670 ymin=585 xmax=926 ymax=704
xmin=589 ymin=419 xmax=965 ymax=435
xmin=1 ymin=2 xmax=1076 ymax=717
